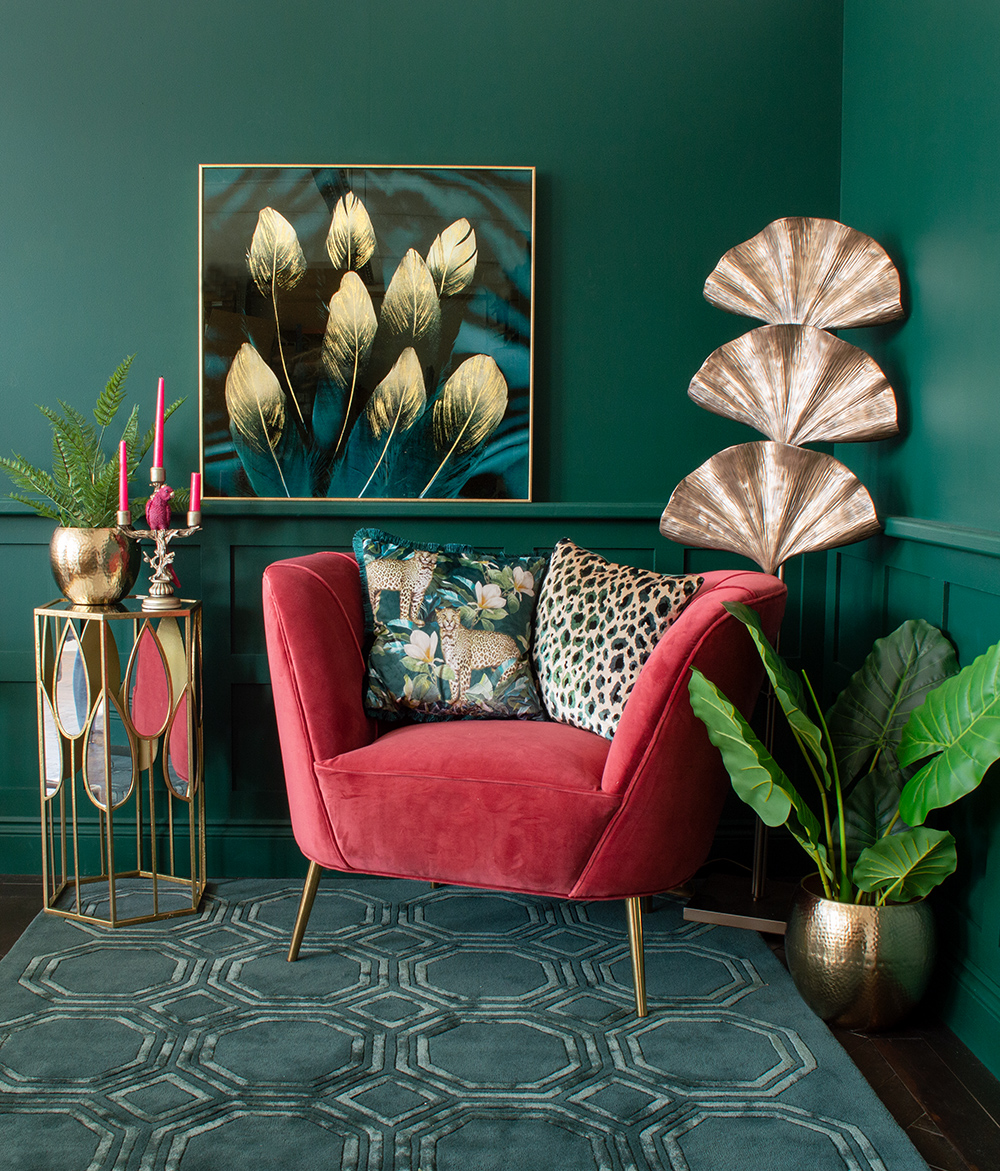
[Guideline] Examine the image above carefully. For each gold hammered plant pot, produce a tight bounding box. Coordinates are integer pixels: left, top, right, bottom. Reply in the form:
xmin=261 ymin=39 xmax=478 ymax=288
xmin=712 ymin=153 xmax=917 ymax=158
xmin=784 ymin=875 xmax=935 ymax=1032
xmin=49 ymin=526 xmax=140 ymax=605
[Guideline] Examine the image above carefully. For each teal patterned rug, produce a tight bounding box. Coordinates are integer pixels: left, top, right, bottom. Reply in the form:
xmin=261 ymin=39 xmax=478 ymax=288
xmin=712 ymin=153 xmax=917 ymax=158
xmin=0 ymin=878 xmax=928 ymax=1170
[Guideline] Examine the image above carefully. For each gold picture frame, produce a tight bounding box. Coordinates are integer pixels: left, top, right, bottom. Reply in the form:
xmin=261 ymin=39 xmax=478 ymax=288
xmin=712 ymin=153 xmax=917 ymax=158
xmin=199 ymin=165 xmax=535 ymax=502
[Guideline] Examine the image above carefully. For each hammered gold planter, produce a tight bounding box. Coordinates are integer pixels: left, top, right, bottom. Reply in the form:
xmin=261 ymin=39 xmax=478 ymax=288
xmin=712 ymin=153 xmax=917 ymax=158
xmin=49 ymin=526 xmax=140 ymax=605
xmin=785 ymin=875 xmax=935 ymax=1031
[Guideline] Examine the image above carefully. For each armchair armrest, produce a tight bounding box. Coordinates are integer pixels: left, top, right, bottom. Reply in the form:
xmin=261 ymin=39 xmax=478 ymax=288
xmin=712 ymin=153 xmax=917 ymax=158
xmin=263 ymin=552 xmax=377 ymax=868
xmin=571 ymin=570 xmax=787 ymax=899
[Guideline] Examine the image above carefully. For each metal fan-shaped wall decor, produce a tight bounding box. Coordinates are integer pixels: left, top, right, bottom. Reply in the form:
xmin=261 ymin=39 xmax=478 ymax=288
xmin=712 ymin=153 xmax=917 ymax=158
xmin=660 ymin=442 xmax=882 ymax=576
xmin=688 ymin=324 xmax=898 ymax=445
xmin=703 ymin=217 xmax=905 ymax=330
xmin=663 ymin=217 xmax=905 ymax=925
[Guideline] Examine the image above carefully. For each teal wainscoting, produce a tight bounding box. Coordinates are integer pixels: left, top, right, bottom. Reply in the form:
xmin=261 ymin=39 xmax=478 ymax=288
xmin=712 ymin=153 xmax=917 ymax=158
xmin=0 ymin=504 xmax=822 ymax=882
xmin=827 ymin=516 xmax=1000 ymax=1077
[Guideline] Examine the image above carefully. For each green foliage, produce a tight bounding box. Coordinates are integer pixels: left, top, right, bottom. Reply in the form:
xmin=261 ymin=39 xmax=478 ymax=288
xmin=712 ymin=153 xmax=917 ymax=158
xmin=689 ymin=608 xmax=1000 ymax=905
xmin=0 ymin=357 xmax=186 ymax=527
xmin=688 ymin=668 xmax=832 ymax=891
xmin=899 ymin=640 xmax=1000 ymax=824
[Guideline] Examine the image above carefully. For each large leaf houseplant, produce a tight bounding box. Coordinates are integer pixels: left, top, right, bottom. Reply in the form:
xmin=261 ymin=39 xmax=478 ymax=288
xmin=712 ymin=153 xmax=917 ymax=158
xmin=0 ymin=356 xmax=185 ymax=603
xmin=688 ymin=605 xmax=1000 ymax=1027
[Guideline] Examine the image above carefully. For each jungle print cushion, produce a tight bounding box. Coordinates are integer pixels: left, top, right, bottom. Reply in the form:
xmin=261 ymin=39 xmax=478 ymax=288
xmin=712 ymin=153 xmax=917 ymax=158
xmin=531 ymin=538 xmax=703 ymax=739
xmin=354 ymin=529 xmax=548 ymax=722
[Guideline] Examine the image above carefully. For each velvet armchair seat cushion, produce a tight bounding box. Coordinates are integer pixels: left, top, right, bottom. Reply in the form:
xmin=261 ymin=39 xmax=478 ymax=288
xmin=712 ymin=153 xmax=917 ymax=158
xmin=315 ymin=719 xmax=617 ymax=897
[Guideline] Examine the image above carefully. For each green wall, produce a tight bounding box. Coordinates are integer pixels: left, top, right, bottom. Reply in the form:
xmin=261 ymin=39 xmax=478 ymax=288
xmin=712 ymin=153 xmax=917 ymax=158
xmin=837 ymin=0 xmax=1000 ymax=1074
xmin=0 ymin=0 xmax=844 ymax=871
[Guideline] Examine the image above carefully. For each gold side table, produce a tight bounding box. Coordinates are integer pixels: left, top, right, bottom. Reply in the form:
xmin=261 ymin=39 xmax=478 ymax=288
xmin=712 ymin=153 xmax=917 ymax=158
xmin=34 ymin=596 xmax=205 ymax=926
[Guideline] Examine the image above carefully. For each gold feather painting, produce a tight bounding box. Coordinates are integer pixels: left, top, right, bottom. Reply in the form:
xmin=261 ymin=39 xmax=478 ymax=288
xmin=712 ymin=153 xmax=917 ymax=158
xmin=200 ymin=166 xmax=535 ymax=501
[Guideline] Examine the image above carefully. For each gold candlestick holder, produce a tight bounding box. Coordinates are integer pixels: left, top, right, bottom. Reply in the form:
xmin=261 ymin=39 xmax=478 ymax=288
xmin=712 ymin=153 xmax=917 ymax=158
xmin=123 ymin=519 xmax=201 ymax=610
xmin=119 ymin=470 xmax=202 ymax=611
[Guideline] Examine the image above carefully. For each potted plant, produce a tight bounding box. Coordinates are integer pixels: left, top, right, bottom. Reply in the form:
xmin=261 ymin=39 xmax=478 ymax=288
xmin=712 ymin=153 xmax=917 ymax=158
xmin=688 ymin=604 xmax=1000 ymax=1029
xmin=0 ymin=356 xmax=184 ymax=604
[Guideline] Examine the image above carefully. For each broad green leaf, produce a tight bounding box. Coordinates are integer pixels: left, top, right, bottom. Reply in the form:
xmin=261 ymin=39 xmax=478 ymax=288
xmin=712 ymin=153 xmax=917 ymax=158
xmin=723 ymin=601 xmax=830 ymax=781
xmin=688 ymin=668 xmax=831 ymax=881
xmin=853 ymin=827 xmax=957 ymax=902
xmin=841 ymin=760 xmax=906 ymax=864
xmin=899 ymin=640 xmax=1000 ymax=825
xmin=827 ymin=619 xmax=958 ymax=790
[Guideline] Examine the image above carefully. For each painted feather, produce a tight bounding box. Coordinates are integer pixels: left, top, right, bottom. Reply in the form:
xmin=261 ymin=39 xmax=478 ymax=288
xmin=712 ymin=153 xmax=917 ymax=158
xmin=427 ymin=219 xmax=478 ymax=297
xmin=379 ymin=249 xmax=442 ymax=357
xmin=247 ymin=207 xmax=307 ymax=298
xmin=325 ymin=191 xmax=376 ymax=270
xmin=356 ymin=348 xmax=427 ymax=496
xmin=419 ymin=355 xmax=507 ymax=499
xmin=318 ymin=271 xmax=378 ymax=458
xmin=225 ymin=343 xmax=294 ymax=497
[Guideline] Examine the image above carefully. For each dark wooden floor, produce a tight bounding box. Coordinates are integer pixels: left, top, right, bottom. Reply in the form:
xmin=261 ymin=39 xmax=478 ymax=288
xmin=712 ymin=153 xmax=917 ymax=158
xmin=2 ymin=876 xmax=999 ymax=1169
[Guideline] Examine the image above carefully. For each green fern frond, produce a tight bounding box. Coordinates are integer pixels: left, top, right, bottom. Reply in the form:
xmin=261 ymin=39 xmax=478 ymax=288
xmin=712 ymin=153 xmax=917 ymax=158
xmin=0 ymin=453 xmax=76 ymax=520
xmin=120 ymin=405 xmax=140 ymax=460
xmin=39 ymin=406 xmax=93 ymax=477
xmin=93 ymin=354 xmax=135 ymax=427
xmin=7 ymin=492 xmax=62 ymax=521
xmin=52 ymin=433 xmax=71 ymax=491
xmin=58 ymin=401 xmax=97 ymax=454
xmin=1 ymin=357 xmax=188 ymax=525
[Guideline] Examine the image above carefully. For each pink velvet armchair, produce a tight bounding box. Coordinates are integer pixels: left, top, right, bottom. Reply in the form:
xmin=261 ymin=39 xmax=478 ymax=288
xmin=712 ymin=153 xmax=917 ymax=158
xmin=262 ymin=552 xmax=786 ymax=1016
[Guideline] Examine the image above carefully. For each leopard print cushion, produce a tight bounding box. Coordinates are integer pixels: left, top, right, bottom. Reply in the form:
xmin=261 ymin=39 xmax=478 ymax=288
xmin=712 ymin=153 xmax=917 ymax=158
xmin=531 ymin=539 xmax=703 ymax=739
xmin=354 ymin=529 xmax=548 ymax=723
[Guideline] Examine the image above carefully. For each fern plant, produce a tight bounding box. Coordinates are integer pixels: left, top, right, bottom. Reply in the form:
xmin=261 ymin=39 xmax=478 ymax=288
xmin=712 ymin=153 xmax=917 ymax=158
xmin=0 ymin=356 xmax=185 ymax=527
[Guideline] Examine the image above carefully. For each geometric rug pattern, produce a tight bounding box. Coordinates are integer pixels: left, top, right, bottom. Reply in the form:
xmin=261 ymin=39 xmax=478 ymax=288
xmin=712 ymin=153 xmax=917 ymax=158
xmin=0 ymin=878 xmax=929 ymax=1170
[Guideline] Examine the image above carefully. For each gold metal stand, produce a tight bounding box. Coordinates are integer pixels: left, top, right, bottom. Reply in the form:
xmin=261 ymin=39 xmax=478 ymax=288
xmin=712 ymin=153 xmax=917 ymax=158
xmin=626 ymin=896 xmax=647 ymax=1017
xmin=34 ymin=596 xmax=205 ymax=926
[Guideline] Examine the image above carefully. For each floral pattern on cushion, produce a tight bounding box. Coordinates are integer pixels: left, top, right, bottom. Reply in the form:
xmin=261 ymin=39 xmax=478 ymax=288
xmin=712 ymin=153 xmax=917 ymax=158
xmin=354 ymin=529 xmax=549 ymax=722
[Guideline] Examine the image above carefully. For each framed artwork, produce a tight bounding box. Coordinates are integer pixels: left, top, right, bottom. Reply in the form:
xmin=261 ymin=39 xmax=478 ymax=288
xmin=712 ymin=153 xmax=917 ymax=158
xmin=199 ymin=165 xmax=534 ymax=501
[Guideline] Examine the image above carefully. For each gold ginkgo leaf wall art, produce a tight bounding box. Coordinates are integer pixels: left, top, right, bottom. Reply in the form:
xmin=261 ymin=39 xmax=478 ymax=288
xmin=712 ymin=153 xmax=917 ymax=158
xmin=662 ymin=442 xmax=882 ymax=577
xmin=200 ymin=166 xmax=534 ymax=501
xmin=703 ymin=216 xmax=904 ymax=330
xmin=661 ymin=217 xmax=904 ymax=574
xmin=688 ymin=324 xmax=898 ymax=446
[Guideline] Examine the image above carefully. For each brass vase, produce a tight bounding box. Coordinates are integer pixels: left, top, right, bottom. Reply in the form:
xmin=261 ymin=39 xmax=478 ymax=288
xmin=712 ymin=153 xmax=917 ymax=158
xmin=49 ymin=526 xmax=140 ymax=605
xmin=784 ymin=875 xmax=935 ymax=1031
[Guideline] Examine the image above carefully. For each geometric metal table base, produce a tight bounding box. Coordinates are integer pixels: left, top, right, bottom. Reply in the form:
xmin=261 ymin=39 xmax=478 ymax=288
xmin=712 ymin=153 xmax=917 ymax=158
xmin=34 ymin=596 xmax=205 ymax=927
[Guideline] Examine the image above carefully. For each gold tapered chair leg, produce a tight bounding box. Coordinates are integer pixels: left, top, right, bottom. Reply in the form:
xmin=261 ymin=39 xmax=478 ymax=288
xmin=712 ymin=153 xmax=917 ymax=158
xmin=626 ymin=896 xmax=648 ymax=1017
xmin=288 ymin=861 xmax=322 ymax=962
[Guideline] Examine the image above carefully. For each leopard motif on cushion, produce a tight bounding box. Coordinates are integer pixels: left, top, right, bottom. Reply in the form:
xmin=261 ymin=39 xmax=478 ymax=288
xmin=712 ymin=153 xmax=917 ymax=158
xmin=531 ymin=538 xmax=703 ymax=739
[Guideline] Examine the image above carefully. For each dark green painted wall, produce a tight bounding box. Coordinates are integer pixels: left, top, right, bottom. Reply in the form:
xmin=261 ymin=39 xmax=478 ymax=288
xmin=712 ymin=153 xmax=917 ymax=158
xmin=838 ymin=0 xmax=1000 ymax=1075
xmin=0 ymin=0 xmax=844 ymax=869
xmin=0 ymin=0 xmax=842 ymax=499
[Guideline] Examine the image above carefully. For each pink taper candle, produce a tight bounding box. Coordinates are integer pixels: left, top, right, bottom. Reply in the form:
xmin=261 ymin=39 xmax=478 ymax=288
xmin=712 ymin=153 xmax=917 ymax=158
xmin=189 ymin=471 xmax=201 ymax=513
xmin=119 ymin=440 xmax=129 ymax=513
xmin=152 ymin=377 xmax=165 ymax=468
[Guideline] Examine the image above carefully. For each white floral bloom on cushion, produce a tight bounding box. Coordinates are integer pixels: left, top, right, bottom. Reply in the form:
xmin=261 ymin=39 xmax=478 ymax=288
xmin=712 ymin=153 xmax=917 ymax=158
xmin=512 ymin=567 xmax=535 ymax=596
xmin=475 ymin=582 xmax=506 ymax=612
xmin=404 ymin=629 xmax=439 ymax=664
